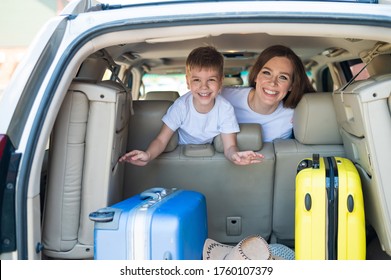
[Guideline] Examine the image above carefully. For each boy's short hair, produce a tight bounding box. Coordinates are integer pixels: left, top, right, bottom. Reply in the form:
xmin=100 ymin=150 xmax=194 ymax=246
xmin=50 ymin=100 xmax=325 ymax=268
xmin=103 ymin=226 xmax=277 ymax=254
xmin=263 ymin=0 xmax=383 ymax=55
xmin=186 ymin=46 xmax=224 ymax=77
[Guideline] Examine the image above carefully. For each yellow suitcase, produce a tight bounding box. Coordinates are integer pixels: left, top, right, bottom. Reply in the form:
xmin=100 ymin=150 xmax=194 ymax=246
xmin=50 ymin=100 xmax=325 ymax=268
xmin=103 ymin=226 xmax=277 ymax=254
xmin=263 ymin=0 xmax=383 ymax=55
xmin=295 ymin=154 xmax=366 ymax=260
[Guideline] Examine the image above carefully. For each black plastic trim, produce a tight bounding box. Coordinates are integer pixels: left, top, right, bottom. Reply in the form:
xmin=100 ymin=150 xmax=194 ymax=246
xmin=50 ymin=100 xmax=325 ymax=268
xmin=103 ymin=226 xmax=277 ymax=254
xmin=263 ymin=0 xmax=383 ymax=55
xmin=0 ymin=135 xmax=20 ymax=254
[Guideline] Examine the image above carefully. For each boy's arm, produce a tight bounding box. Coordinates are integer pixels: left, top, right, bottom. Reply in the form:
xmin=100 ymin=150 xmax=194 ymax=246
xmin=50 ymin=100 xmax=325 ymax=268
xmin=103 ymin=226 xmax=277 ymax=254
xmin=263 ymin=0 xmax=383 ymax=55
xmin=220 ymin=133 xmax=240 ymax=161
xmin=220 ymin=133 xmax=264 ymax=165
xmin=145 ymin=124 xmax=175 ymax=161
xmin=120 ymin=124 xmax=175 ymax=166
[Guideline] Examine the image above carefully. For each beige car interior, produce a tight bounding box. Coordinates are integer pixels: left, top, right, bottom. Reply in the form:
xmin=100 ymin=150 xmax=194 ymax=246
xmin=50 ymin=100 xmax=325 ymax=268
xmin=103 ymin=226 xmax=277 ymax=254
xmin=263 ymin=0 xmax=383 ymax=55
xmin=124 ymin=100 xmax=275 ymax=245
xmin=143 ymin=91 xmax=180 ymax=101
xmin=272 ymin=93 xmax=346 ymax=245
xmin=40 ymin=41 xmax=391 ymax=259
xmin=333 ymin=73 xmax=391 ymax=255
xmin=42 ymin=81 xmax=391 ymax=259
xmin=42 ymin=80 xmax=131 ymax=259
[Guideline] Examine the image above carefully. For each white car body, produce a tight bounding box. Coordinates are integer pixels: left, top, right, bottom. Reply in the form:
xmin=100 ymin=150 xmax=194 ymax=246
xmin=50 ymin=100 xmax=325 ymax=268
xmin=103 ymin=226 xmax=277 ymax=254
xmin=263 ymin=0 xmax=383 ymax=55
xmin=0 ymin=0 xmax=390 ymax=260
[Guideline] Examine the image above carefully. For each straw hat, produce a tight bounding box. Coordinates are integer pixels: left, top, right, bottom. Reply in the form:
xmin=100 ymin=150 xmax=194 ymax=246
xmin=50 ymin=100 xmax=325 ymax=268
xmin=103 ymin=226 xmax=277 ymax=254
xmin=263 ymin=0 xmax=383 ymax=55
xmin=203 ymin=235 xmax=295 ymax=260
xmin=203 ymin=235 xmax=271 ymax=260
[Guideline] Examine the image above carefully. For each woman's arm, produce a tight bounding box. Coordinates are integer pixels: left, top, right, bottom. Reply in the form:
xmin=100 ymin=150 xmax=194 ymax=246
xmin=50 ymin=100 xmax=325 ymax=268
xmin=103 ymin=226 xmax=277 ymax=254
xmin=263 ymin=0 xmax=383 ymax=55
xmin=220 ymin=133 xmax=264 ymax=165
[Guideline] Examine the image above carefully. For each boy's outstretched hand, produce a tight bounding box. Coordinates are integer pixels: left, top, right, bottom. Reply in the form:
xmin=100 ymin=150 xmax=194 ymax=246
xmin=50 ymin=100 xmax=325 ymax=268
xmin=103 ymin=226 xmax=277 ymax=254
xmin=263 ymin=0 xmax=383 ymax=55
xmin=231 ymin=151 xmax=264 ymax=166
xmin=119 ymin=150 xmax=151 ymax=166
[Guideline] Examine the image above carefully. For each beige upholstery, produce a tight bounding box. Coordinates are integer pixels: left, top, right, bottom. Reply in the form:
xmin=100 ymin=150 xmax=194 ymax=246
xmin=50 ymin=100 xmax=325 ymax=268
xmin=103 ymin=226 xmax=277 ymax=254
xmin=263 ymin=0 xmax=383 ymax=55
xmin=293 ymin=93 xmax=342 ymax=145
xmin=126 ymin=100 xmax=178 ymax=152
xmin=365 ymin=54 xmax=391 ymax=77
xmin=333 ymin=74 xmax=391 ymax=256
xmin=271 ymin=92 xmax=345 ymax=245
xmin=183 ymin=144 xmax=215 ymax=157
xmin=144 ymin=90 xmax=180 ymax=101
xmin=76 ymin=58 xmax=108 ymax=81
xmin=42 ymin=80 xmax=130 ymax=259
xmin=223 ymin=77 xmax=243 ymax=86
xmin=124 ymin=100 xmax=275 ymax=243
xmin=214 ymin=123 xmax=263 ymax=152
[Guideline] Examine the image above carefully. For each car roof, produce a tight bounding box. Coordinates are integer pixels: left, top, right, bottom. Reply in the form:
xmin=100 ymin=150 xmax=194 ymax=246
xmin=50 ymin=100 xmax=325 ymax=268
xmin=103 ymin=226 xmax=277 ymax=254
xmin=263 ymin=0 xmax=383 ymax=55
xmin=64 ymin=1 xmax=387 ymax=74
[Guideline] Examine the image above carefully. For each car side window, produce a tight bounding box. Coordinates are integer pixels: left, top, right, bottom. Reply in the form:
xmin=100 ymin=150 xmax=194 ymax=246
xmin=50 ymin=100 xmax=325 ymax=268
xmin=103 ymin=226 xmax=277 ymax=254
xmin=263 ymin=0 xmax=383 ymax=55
xmin=340 ymin=59 xmax=371 ymax=83
xmin=321 ymin=67 xmax=334 ymax=92
xmin=321 ymin=59 xmax=371 ymax=92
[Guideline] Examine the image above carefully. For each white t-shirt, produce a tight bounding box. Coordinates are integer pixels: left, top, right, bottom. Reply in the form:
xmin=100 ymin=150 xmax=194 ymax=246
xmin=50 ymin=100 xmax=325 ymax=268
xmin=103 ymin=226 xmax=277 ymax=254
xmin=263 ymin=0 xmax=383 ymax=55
xmin=221 ymin=87 xmax=294 ymax=142
xmin=162 ymin=92 xmax=240 ymax=145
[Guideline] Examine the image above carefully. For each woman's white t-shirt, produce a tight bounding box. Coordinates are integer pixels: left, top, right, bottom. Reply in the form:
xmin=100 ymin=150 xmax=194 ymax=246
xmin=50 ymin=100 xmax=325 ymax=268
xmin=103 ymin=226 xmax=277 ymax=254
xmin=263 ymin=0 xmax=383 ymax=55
xmin=162 ymin=92 xmax=240 ymax=145
xmin=221 ymin=87 xmax=294 ymax=142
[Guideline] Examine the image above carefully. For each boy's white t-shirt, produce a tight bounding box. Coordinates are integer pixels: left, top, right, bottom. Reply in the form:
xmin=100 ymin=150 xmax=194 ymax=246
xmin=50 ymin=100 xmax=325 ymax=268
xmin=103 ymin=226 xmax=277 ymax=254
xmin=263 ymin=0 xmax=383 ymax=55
xmin=221 ymin=87 xmax=294 ymax=142
xmin=162 ymin=92 xmax=240 ymax=145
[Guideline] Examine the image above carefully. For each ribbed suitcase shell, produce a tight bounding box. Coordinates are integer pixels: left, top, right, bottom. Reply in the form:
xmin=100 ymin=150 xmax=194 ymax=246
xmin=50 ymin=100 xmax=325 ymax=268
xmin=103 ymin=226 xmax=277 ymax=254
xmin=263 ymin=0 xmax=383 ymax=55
xmin=295 ymin=155 xmax=366 ymax=260
xmin=90 ymin=187 xmax=207 ymax=260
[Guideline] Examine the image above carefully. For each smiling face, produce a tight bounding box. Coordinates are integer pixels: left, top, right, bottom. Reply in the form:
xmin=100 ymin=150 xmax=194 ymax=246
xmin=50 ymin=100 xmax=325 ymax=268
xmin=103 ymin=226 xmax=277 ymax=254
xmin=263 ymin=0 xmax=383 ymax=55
xmin=253 ymin=56 xmax=293 ymax=111
xmin=186 ymin=66 xmax=223 ymax=113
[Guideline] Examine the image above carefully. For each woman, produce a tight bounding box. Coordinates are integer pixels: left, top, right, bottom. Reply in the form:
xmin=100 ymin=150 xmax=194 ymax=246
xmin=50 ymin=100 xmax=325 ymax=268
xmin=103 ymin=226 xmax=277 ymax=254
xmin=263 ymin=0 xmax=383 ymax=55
xmin=221 ymin=45 xmax=315 ymax=142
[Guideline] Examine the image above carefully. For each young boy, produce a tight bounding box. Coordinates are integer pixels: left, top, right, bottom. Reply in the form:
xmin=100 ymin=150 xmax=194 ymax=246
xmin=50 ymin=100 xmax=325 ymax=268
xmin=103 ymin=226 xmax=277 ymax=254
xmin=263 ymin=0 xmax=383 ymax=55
xmin=119 ymin=46 xmax=263 ymax=166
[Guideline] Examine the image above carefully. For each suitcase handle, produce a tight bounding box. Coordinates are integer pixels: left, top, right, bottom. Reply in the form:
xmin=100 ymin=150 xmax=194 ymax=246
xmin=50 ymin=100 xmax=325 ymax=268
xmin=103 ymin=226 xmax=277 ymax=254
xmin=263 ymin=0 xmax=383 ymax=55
xmin=89 ymin=209 xmax=115 ymax=222
xmin=140 ymin=187 xmax=169 ymax=200
xmin=312 ymin=153 xmax=320 ymax=169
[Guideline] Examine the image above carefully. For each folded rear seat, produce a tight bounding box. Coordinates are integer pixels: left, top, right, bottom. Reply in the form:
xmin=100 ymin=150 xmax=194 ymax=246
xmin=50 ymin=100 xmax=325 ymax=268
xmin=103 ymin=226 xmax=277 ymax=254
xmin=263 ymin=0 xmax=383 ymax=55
xmin=42 ymin=80 xmax=131 ymax=259
xmin=144 ymin=90 xmax=180 ymax=101
xmin=333 ymin=74 xmax=391 ymax=256
xmin=271 ymin=92 xmax=345 ymax=246
xmin=124 ymin=100 xmax=275 ymax=244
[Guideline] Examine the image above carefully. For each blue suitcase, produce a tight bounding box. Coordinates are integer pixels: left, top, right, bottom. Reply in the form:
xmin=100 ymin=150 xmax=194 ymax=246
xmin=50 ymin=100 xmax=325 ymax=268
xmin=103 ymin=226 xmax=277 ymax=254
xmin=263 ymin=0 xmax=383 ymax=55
xmin=89 ymin=187 xmax=208 ymax=260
